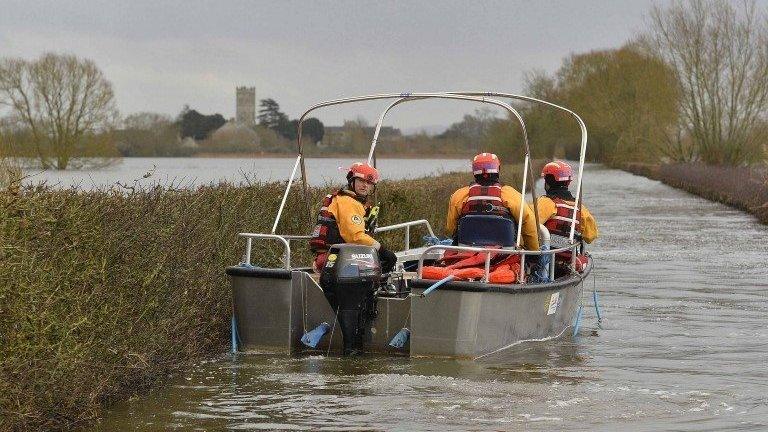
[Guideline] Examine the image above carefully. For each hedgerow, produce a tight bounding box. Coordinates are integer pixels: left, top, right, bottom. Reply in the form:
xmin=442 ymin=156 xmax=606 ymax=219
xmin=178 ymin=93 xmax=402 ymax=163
xmin=0 ymin=167 xmax=529 ymax=431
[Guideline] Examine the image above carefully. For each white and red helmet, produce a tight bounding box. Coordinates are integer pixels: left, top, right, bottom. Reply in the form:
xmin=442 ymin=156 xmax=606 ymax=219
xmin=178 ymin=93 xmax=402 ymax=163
xmin=472 ymin=153 xmax=500 ymax=175
xmin=347 ymin=162 xmax=380 ymax=184
xmin=541 ymin=160 xmax=573 ymax=183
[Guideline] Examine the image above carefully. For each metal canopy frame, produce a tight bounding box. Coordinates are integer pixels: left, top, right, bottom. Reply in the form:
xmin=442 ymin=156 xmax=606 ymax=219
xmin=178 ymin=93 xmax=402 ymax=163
xmin=447 ymin=91 xmax=588 ymax=243
xmin=362 ymin=94 xmax=540 ymax=249
xmin=272 ymin=91 xmax=588 ymax=247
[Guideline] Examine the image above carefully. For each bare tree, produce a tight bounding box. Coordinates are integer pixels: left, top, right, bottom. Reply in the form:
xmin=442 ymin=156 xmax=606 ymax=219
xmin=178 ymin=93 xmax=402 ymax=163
xmin=0 ymin=53 xmax=119 ymax=169
xmin=0 ymin=128 xmax=22 ymax=190
xmin=649 ymin=0 xmax=768 ymax=165
xmin=115 ymin=112 xmax=186 ymax=157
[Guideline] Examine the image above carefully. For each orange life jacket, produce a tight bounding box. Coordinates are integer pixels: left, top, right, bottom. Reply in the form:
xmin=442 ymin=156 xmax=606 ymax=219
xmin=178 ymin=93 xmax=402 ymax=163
xmin=421 ymin=252 xmax=521 ymax=284
xmin=544 ymin=197 xmax=582 ymax=241
xmin=459 ymin=183 xmax=513 ymax=219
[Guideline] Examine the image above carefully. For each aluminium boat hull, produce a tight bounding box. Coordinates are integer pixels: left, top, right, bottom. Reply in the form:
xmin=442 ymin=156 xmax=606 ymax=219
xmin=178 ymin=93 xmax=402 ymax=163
xmin=226 ymin=260 xmax=591 ymax=359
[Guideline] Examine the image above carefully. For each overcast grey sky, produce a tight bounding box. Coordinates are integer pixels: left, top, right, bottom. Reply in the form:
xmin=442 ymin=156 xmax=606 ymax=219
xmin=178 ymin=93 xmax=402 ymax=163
xmin=1 ymin=0 xmax=689 ymax=129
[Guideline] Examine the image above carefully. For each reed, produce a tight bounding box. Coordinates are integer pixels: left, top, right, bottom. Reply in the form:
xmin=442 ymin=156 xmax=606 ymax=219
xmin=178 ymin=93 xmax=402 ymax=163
xmin=0 ymin=167 xmax=526 ymax=431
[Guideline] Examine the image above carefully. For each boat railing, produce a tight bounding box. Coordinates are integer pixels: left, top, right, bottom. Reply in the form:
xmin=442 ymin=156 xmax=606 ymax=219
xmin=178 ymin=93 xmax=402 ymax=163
xmin=416 ymin=243 xmax=580 ymax=284
xmin=374 ymin=219 xmax=436 ymax=252
xmin=238 ymin=233 xmax=312 ymax=269
xmin=238 ymin=219 xmax=435 ymax=270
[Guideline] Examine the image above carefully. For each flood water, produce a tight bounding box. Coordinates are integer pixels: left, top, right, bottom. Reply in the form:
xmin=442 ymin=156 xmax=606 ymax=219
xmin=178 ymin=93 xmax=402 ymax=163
xmin=93 ymin=165 xmax=768 ymax=431
xmin=22 ymin=157 xmax=470 ymax=188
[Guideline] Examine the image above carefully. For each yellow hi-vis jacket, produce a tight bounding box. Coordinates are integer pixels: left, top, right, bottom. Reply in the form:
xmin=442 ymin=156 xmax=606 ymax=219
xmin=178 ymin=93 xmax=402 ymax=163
xmin=446 ymin=185 xmax=540 ymax=251
xmin=327 ymin=193 xmax=380 ymax=249
xmin=534 ymin=196 xmax=599 ymax=244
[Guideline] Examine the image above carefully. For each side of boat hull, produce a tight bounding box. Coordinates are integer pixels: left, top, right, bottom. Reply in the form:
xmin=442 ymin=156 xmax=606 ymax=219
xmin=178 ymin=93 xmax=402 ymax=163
xmin=229 ymin=267 xmax=411 ymax=355
xmin=409 ymin=281 xmax=583 ymax=358
xmin=227 ymin=264 xmax=590 ymax=358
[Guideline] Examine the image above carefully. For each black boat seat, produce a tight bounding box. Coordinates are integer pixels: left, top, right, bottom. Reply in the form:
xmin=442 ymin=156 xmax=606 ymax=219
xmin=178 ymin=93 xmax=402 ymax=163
xmin=457 ymin=215 xmax=517 ymax=247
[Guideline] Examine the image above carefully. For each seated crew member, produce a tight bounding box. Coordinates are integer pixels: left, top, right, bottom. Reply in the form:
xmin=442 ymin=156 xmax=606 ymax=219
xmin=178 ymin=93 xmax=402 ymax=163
xmin=536 ymin=160 xmax=598 ymax=247
xmin=309 ymin=162 xmax=397 ymax=274
xmin=535 ymin=161 xmax=597 ymax=278
xmin=446 ymin=153 xmax=540 ymax=251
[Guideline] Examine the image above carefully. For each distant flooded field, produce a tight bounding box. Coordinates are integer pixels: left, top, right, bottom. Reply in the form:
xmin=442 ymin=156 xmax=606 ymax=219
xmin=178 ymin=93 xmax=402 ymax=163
xmin=21 ymin=157 xmax=471 ymax=189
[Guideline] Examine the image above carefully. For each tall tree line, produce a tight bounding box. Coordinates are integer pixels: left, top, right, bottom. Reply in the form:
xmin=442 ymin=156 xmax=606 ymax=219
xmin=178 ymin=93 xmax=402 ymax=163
xmin=257 ymin=98 xmax=324 ymax=145
xmin=485 ymin=0 xmax=768 ymax=167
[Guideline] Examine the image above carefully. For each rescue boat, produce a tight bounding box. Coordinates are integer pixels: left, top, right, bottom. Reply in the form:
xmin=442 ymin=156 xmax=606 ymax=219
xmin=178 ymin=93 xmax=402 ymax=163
xmin=226 ymin=92 xmax=593 ymax=359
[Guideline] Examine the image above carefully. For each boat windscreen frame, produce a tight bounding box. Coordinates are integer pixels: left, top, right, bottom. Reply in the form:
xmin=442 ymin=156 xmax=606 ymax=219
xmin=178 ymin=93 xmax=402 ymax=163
xmin=447 ymin=92 xmax=588 ymax=243
xmin=274 ymin=91 xmax=588 ymax=246
xmin=363 ymin=94 xmax=540 ymax=249
xmin=277 ymin=93 xmax=533 ymax=248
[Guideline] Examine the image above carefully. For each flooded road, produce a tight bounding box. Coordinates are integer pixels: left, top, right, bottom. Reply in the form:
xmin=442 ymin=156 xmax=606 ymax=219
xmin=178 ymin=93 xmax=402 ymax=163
xmin=93 ymin=165 xmax=768 ymax=431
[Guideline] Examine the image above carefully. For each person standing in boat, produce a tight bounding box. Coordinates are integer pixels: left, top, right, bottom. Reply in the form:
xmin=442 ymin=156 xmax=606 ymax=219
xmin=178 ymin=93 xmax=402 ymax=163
xmin=309 ymin=162 xmax=397 ymax=273
xmin=445 ymin=153 xmax=540 ymax=251
xmin=536 ymin=161 xmax=598 ymax=275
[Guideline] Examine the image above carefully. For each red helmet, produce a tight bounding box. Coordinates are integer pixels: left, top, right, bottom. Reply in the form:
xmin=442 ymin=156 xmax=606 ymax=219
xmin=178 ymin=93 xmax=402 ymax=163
xmin=347 ymin=162 xmax=380 ymax=184
xmin=541 ymin=160 xmax=573 ymax=182
xmin=472 ymin=153 xmax=500 ymax=175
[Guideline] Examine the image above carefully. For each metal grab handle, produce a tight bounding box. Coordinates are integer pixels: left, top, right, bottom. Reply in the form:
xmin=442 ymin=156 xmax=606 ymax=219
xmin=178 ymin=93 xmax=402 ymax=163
xmin=374 ymin=219 xmax=436 ymax=251
xmin=238 ymin=233 xmax=292 ymax=269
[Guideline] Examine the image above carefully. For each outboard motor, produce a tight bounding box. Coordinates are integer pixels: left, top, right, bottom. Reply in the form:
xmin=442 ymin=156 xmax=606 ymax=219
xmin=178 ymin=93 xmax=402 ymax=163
xmin=320 ymin=244 xmax=381 ymax=355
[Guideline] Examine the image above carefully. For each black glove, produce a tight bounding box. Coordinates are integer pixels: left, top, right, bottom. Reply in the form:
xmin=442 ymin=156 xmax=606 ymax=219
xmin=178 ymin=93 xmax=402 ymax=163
xmin=378 ymin=247 xmax=397 ymax=273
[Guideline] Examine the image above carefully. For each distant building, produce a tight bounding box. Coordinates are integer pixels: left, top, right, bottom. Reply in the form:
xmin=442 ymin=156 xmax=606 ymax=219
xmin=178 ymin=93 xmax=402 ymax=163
xmin=324 ymin=125 xmax=402 ymax=137
xmin=236 ymin=86 xmax=256 ymax=127
xmin=321 ymin=124 xmax=402 ymax=150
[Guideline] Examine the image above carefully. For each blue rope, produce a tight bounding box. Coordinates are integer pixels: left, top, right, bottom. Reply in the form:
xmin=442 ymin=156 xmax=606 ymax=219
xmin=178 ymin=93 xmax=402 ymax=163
xmin=422 ymin=275 xmax=455 ymax=296
xmin=593 ymin=290 xmax=602 ymax=327
xmin=573 ymin=304 xmax=583 ymax=337
xmin=231 ymin=314 xmax=238 ymax=354
xmin=592 ymin=275 xmax=603 ymax=328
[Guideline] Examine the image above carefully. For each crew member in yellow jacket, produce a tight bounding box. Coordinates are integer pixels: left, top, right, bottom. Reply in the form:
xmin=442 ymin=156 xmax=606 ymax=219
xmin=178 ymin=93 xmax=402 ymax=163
xmin=445 ymin=153 xmax=540 ymax=251
xmin=309 ymin=162 xmax=397 ymax=273
xmin=536 ymin=160 xmax=598 ymax=244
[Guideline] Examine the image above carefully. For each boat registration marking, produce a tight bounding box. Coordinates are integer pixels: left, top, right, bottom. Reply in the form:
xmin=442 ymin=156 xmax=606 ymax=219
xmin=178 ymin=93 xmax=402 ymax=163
xmin=547 ymin=292 xmax=560 ymax=315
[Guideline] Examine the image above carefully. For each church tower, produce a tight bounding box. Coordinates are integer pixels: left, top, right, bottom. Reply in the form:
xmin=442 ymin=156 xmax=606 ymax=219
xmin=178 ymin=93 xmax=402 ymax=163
xmin=236 ymin=86 xmax=256 ymax=127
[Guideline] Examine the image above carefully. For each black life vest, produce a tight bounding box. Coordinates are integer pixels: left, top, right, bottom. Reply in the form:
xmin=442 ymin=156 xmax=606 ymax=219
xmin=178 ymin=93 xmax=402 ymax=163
xmin=544 ymin=196 xmax=582 ymax=241
xmin=459 ymin=183 xmax=512 ymax=219
xmin=309 ymin=189 xmax=369 ymax=253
